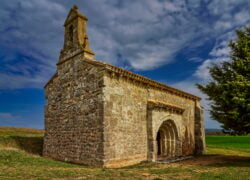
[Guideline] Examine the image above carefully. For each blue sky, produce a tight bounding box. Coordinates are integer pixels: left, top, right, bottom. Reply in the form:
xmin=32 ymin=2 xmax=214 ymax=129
xmin=0 ymin=0 xmax=249 ymax=129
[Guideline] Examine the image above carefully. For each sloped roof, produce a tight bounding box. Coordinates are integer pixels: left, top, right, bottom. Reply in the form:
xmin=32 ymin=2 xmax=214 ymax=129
xmin=45 ymin=56 xmax=201 ymax=101
xmin=84 ymin=58 xmax=201 ymax=100
xmin=64 ymin=5 xmax=88 ymax=26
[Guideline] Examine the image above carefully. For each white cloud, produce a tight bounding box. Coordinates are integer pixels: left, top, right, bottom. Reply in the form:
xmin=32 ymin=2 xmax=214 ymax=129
xmin=0 ymin=72 xmax=46 ymax=89
xmin=0 ymin=0 xmax=250 ymax=89
xmin=86 ymin=0 xmax=196 ymax=70
xmin=170 ymin=81 xmax=222 ymax=129
xmin=234 ymin=10 xmax=250 ymax=24
xmin=188 ymin=57 xmax=202 ymax=62
xmin=210 ymin=46 xmax=231 ymax=57
xmin=0 ymin=0 xmax=67 ymax=89
xmin=194 ymin=31 xmax=235 ymax=81
xmin=0 ymin=112 xmax=20 ymax=122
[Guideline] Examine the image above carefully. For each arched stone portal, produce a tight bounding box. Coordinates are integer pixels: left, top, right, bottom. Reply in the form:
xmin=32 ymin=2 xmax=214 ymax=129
xmin=156 ymin=120 xmax=180 ymax=160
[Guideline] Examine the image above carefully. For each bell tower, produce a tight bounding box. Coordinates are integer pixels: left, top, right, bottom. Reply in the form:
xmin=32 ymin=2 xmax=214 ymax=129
xmin=59 ymin=5 xmax=95 ymax=63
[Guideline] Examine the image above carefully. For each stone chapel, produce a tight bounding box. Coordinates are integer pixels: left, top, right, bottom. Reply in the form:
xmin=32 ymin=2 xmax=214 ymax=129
xmin=43 ymin=5 xmax=206 ymax=168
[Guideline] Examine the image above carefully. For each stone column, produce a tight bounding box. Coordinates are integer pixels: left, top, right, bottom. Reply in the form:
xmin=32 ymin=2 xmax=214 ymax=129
xmin=152 ymin=140 xmax=158 ymax=162
xmin=163 ymin=131 xmax=167 ymax=156
xmin=194 ymin=100 xmax=206 ymax=154
xmin=146 ymin=108 xmax=155 ymax=161
xmin=166 ymin=128 xmax=170 ymax=157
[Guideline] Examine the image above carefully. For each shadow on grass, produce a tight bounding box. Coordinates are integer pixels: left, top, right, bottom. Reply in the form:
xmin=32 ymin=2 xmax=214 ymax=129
xmin=205 ymin=155 xmax=250 ymax=168
xmin=179 ymin=154 xmax=250 ymax=168
xmin=9 ymin=136 xmax=43 ymax=155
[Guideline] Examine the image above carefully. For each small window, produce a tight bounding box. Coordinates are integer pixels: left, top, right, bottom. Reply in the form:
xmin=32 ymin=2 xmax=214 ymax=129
xmin=69 ymin=25 xmax=73 ymax=43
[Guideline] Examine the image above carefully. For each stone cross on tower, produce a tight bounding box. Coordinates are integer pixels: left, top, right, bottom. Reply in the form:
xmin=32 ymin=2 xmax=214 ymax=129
xmin=59 ymin=5 xmax=95 ymax=63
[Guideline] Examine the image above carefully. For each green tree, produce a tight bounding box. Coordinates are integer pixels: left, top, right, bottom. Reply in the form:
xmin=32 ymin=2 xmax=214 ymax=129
xmin=196 ymin=27 xmax=250 ymax=135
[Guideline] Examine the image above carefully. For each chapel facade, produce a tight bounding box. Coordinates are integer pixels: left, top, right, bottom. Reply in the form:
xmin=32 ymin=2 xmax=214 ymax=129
xmin=43 ymin=6 xmax=206 ymax=168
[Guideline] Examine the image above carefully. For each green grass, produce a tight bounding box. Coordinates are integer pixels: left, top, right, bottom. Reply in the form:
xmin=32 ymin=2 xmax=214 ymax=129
xmin=0 ymin=127 xmax=249 ymax=180
xmin=206 ymin=136 xmax=250 ymax=150
xmin=206 ymin=135 xmax=250 ymax=156
xmin=0 ymin=127 xmax=44 ymax=155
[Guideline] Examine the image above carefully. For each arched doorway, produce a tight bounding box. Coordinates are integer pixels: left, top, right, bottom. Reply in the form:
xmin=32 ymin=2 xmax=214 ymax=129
xmin=156 ymin=120 xmax=179 ymax=160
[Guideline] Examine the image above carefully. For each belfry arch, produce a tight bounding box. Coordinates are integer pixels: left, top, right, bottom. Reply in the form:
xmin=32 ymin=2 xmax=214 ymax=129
xmin=156 ymin=120 xmax=180 ymax=160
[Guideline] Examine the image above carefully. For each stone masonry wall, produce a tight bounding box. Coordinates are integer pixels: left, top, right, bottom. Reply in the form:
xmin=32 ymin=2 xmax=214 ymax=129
xmin=102 ymin=74 xmax=148 ymax=168
xmin=43 ymin=56 xmax=105 ymax=166
xmin=148 ymin=88 xmax=196 ymax=156
xmin=194 ymin=101 xmax=206 ymax=155
xmin=147 ymin=110 xmax=183 ymax=161
xmin=103 ymin=72 xmax=197 ymax=168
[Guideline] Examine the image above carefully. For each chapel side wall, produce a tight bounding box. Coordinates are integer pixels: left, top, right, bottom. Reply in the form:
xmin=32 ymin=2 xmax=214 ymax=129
xmin=103 ymin=73 xmax=198 ymax=167
xmin=43 ymin=57 xmax=105 ymax=166
xmin=102 ymin=74 xmax=148 ymax=168
xmin=148 ymin=88 xmax=196 ymax=156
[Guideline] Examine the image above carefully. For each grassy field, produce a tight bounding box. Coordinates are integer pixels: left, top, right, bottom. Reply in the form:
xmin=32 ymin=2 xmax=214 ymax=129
xmin=0 ymin=127 xmax=249 ymax=180
xmin=206 ymin=135 xmax=250 ymax=156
